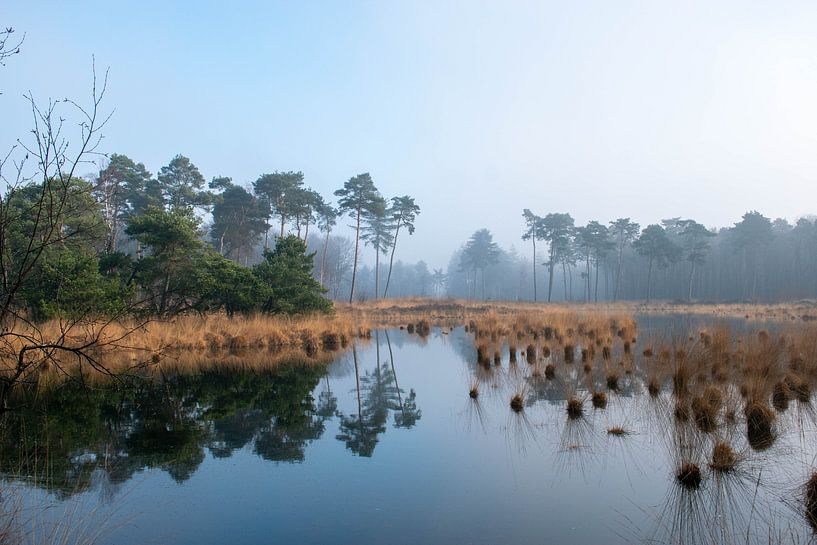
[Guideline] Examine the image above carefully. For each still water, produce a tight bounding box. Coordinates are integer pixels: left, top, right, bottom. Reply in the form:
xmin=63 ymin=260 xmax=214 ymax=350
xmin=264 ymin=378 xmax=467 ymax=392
xmin=2 ymin=319 xmax=816 ymax=544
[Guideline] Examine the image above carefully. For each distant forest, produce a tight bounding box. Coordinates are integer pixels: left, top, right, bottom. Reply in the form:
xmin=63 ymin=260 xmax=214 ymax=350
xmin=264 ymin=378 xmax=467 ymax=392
xmin=446 ymin=212 xmax=817 ymax=303
xmin=310 ymin=208 xmax=817 ymax=304
xmin=7 ymin=149 xmax=816 ymax=319
xmin=90 ymin=154 xmax=817 ymax=305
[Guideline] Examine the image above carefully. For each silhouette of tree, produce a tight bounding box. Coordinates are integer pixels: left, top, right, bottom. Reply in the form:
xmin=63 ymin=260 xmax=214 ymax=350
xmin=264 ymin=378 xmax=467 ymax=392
xmin=540 ymin=213 xmax=575 ymax=302
xmin=521 ymin=209 xmax=545 ymax=301
xmin=334 ymin=173 xmax=382 ymax=303
xmin=634 ymin=224 xmax=681 ymax=302
xmin=730 ymin=211 xmax=773 ymax=300
xmin=609 ymin=218 xmax=640 ymax=301
xmin=678 ymin=219 xmax=715 ymax=301
xmin=361 ymin=196 xmax=391 ymax=299
xmin=157 ymin=154 xmax=209 ymax=212
xmin=460 ymin=229 xmax=501 ymax=299
xmin=383 ymin=196 xmax=420 ymax=298
xmin=252 ymin=171 xmax=304 ymax=247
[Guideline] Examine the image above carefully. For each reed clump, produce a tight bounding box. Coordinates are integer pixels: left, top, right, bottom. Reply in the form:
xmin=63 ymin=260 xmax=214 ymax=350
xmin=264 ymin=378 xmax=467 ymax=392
xmin=772 ymin=381 xmax=789 ymax=411
xmin=566 ymin=397 xmax=583 ymax=419
xmin=526 ymin=344 xmax=536 ymax=364
xmin=805 ymin=472 xmax=817 ymax=531
xmin=745 ymin=401 xmax=776 ymax=450
xmin=592 ymin=391 xmax=607 ymax=409
xmin=606 ymin=371 xmax=620 ymax=391
xmin=544 ymin=364 xmax=555 ymax=380
xmin=510 ymin=392 xmax=525 ymax=413
xmin=710 ymin=441 xmax=738 ymax=472
xmin=676 ymin=462 xmax=703 ymax=490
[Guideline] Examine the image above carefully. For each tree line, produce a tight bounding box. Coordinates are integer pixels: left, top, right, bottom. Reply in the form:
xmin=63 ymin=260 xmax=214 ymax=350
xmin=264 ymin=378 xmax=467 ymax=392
xmin=443 ymin=211 xmax=817 ymax=303
xmin=4 ymin=149 xmax=422 ymax=321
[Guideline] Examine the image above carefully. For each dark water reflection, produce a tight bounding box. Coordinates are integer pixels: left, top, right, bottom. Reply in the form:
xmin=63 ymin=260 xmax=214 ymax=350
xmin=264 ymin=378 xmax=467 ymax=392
xmin=1 ymin=318 xmax=815 ymax=545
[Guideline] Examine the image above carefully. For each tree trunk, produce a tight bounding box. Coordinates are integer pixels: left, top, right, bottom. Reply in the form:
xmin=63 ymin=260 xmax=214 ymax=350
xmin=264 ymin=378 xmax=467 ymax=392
xmin=594 ymin=258 xmax=600 ymax=303
xmin=280 ymin=215 xmax=285 ymax=238
xmin=374 ymin=250 xmax=380 ymax=300
xmin=547 ymin=249 xmax=555 ymax=302
xmin=109 ymin=213 xmax=118 ymax=253
xmin=349 ymin=208 xmax=361 ymax=304
xmin=614 ymin=242 xmax=623 ymax=301
xmin=320 ymin=230 xmax=330 ymax=287
xmin=562 ymin=261 xmax=568 ymax=301
xmin=383 ymin=220 xmax=402 ymax=298
xmin=160 ymin=273 xmax=171 ymax=316
xmin=647 ymin=258 xmax=654 ymax=302
xmin=532 ymin=237 xmax=537 ymax=301
xmin=688 ymin=262 xmax=696 ymax=301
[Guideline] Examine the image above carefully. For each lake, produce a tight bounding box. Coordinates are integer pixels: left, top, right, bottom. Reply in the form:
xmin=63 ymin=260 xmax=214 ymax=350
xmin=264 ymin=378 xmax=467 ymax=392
xmin=2 ymin=317 xmax=816 ymax=545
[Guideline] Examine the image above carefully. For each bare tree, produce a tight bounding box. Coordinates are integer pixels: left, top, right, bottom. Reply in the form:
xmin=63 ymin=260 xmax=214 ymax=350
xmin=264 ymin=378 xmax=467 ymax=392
xmin=0 ymin=59 xmax=146 ymax=409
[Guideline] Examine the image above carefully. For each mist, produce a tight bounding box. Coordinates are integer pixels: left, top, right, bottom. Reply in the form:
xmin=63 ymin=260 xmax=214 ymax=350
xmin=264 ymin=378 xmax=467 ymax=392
xmin=4 ymin=1 xmax=817 ymax=270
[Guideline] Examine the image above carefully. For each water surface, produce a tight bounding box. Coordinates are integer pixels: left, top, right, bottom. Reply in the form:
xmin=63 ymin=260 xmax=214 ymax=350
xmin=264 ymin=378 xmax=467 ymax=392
xmin=2 ymin=319 xmax=815 ymax=544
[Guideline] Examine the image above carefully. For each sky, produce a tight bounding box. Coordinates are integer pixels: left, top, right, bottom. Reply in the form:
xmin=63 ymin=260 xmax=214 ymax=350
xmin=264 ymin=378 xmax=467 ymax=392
xmin=3 ymin=1 xmax=817 ymax=269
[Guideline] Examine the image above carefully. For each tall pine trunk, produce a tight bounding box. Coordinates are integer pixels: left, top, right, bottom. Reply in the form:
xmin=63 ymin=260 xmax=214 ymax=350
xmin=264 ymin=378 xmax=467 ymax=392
xmin=547 ymin=248 xmax=555 ymax=302
xmin=562 ymin=261 xmax=568 ymax=301
xmin=688 ymin=262 xmax=696 ymax=301
xmin=594 ymin=258 xmax=600 ymax=303
xmin=374 ymin=250 xmax=380 ymax=300
xmin=349 ymin=208 xmax=361 ymax=304
xmin=532 ymin=237 xmax=537 ymax=301
xmin=320 ymin=230 xmax=330 ymax=287
xmin=614 ymin=242 xmax=623 ymax=301
xmin=383 ymin=220 xmax=402 ymax=298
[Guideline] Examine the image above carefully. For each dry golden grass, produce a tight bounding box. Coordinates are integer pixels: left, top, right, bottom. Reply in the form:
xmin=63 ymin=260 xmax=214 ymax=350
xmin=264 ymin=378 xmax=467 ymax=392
xmin=1 ymin=312 xmax=374 ymax=380
xmin=341 ymin=297 xmax=817 ymax=324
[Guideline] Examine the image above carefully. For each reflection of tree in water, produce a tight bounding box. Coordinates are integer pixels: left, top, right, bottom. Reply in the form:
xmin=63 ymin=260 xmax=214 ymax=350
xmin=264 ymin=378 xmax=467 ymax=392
xmin=394 ymin=389 xmax=421 ymax=428
xmin=336 ymin=335 xmax=421 ymax=456
xmin=316 ymin=377 xmax=338 ymax=419
xmin=386 ymin=331 xmax=421 ymax=429
xmin=336 ymin=344 xmax=397 ymax=457
xmin=0 ymin=363 xmax=329 ymax=497
xmin=0 ymin=336 xmax=423 ymax=496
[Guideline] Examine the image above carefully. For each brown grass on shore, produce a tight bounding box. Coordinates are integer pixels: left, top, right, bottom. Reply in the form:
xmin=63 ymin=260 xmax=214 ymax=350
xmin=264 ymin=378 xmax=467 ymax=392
xmin=1 ymin=312 xmax=373 ymax=379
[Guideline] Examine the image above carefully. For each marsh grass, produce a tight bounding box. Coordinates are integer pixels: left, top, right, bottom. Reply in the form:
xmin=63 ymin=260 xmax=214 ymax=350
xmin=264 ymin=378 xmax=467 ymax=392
xmin=2 ymin=313 xmax=374 ymax=385
xmin=592 ymin=391 xmax=608 ymax=410
xmin=607 ymin=426 xmax=629 ymax=436
xmin=709 ymin=441 xmax=739 ymax=473
xmin=805 ymin=473 xmax=817 ymax=531
xmin=676 ymin=462 xmax=703 ymax=490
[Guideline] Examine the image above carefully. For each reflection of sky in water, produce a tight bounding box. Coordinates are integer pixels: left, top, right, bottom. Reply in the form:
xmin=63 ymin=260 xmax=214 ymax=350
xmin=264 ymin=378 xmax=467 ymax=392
xmin=4 ymin=317 xmax=817 ymax=545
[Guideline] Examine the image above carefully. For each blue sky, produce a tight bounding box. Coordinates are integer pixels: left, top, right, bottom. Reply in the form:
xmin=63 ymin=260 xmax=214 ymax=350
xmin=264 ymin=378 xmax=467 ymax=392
xmin=4 ymin=1 xmax=817 ymax=268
